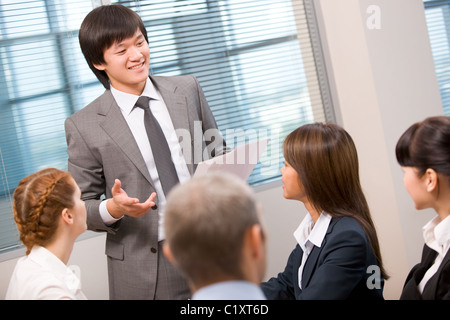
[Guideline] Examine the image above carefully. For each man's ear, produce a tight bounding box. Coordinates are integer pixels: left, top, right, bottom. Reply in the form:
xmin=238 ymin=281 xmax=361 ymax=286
xmin=241 ymin=224 xmax=267 ymax=284
xmin=248 ymin=224 xmax=264 ymax=259
xmin=162 ymin=242 xmax=175 ymax=264
xmin=425 ymin=168 xmax=438 ymax=193
xmin=93 ymin=63 xmax=106 ymax=71
xmin=61 ymin=208 xmax=74 ymax=225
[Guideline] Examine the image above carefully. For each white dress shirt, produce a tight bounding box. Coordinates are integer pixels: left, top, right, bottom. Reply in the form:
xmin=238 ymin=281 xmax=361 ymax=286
xmin=100 ymin=78 xmax=191 ymax=241
xmin=418 ymin=214 xmax=450 ymax=293
xmin=293 ymin=211 xmax=332 ymax=289
xmin=5 ymin=246 xmax=87 ymax=300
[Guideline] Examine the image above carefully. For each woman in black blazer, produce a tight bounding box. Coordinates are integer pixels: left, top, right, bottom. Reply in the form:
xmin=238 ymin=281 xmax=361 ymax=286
xmin=396 ymin=116 xmax=450 ymax=300
xmin=261 ymin=123 xmax=388 ymax=299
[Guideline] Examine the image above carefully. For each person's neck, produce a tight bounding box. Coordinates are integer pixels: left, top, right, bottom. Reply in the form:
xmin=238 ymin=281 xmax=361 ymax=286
xmin=44 ymin=235 xmax=75 ymax=265
xmin=303 ymin=201 xmax=321 ymax=223
xmin=433 ymin=182 xmax=450 ymax=222
xmin=434 ymin=203 xmax=450 ymax=222
xmin=110 ymin=80 xmax=147 ymax=96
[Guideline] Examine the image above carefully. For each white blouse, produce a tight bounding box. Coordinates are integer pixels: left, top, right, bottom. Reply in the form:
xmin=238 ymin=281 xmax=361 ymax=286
xmin=293 ymin=212 xmax=332 ymax=289
xmin=5 ymin=246 xmax=87 ymax=300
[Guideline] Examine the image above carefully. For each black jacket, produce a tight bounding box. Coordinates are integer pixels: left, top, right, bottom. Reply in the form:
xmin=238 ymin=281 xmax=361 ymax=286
xmin=400 ymin=244 xmax=450 ymax=300
xmin=261 ymin=217 xmax=384 ymax=300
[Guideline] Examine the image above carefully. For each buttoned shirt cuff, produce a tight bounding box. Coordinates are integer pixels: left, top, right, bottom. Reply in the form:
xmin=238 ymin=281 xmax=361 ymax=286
xmin=99 ymin=199 xmax=123 ymax=226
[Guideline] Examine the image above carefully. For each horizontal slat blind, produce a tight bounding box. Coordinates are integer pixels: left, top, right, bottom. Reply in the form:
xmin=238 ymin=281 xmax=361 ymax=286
xmin=424 ymin=0 xmax=450 ymax=115
xmin=0 ymin=0 xmax=102 ymax=254
xmin=125 ymin=0 xmax=327 ymax=186
xmin=0 ymin=0 xmax=330 ymax=254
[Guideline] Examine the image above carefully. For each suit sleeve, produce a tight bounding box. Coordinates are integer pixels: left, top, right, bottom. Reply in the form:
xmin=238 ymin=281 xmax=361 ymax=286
xmin=191 ymin=75 xmax=230 ymax=157
xmin=260 ymin=245 xmax=300 ymax=300
xmin=65 ymin=117 xmax=119 ymax=233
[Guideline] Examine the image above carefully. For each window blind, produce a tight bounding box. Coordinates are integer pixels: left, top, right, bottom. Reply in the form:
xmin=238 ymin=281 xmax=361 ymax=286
xmin=424 ymin=0 xmax=450 ymax=116
xmin=0 ymin=0 xmax=332 ymax=255
xmin=0 ymin=0 xmax=102 ymax=255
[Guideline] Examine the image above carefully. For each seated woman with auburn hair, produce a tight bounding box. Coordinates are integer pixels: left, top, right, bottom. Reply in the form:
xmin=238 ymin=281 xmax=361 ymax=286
xmin=6 ymin=168 xmax=87 ymax=300
xmin=261 ymin=122 xmax=388 ymax=300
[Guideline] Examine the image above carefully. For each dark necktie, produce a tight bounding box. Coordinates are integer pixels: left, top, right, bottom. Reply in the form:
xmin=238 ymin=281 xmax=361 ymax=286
xmin=134 ymin=96 xmax=179 ymax=197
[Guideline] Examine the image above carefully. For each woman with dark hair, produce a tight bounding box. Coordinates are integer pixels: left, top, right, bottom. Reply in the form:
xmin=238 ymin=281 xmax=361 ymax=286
xmin=396 ymin=116 xmax=450 ymax=300
xmin=6 ymin=168 xmax=87 ymax=299
xmin=261 ymin=122 xmax=387 ymax=299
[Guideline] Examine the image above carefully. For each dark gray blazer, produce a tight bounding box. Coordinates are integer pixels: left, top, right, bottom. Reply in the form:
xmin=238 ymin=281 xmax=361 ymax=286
xmin=65 ymin=75 xmax=224 ymax=299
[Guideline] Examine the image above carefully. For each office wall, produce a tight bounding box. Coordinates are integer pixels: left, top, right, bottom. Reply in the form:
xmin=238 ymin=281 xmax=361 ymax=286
xmin=0 ymin=0 xmax=444 ymax=300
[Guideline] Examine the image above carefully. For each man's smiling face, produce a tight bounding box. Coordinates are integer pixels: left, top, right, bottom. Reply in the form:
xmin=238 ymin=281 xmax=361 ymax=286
xmin=94 ymin=28 xmax=150 ymax=95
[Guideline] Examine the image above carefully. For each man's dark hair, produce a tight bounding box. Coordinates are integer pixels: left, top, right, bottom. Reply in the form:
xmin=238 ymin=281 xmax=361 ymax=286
xmin=79 ymin=4 xmax=149 ymax=89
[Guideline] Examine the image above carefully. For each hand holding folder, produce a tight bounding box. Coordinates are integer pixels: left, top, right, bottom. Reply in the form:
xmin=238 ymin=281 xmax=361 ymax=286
xmin=194 ymin=139 xmax=269 ymax=181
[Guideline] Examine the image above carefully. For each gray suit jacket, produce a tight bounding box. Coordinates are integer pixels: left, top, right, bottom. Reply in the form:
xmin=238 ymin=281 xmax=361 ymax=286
xmin=65 ymin=75 xmax=225 ymax=299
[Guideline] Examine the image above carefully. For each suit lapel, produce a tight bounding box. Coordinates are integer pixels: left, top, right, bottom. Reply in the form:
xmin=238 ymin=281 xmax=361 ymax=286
xmin=150 ymin=76 xmax=194 ymax=174
xmin=422 ymin=246 xmax=450 ymax=299
xmin=301 ymin=218 xmax=338 ymax=289
xmin=413 ymin=245 xmax=437 ymax=285
xmin=301 ymin=241 xmax=324 ymax=289
xmin=97 ymin=90 xmax=153 ymax=184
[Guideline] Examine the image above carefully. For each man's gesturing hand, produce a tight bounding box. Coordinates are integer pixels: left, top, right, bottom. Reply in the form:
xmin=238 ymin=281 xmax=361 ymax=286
xmin=107 ymin=179 xmax=157 ymax=219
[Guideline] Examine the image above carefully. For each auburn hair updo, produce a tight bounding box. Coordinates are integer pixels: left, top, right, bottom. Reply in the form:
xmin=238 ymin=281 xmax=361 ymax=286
xmin=13 ymin=168 xmax=76 ymax=255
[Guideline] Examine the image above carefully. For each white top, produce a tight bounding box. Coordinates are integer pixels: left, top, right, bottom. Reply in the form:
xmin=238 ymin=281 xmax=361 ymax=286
xmin=99 ymin=78 xmax=191 ymax=241
xmin=418 ymin=214 xmax=450 ymax=293
xmin=5 ymin=246 xmax=87 ymax=300
xmin=293 ymin=212 xmax=332 ymax=289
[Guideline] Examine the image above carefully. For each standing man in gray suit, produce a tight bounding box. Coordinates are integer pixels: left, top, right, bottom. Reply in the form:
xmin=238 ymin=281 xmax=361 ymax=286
xmin=65 ymin=4 xmax=227 ymax=300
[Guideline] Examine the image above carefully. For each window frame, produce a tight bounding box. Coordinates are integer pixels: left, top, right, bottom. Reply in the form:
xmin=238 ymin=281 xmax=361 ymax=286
xmin=0 ymin=0 xmax=334 ymax=259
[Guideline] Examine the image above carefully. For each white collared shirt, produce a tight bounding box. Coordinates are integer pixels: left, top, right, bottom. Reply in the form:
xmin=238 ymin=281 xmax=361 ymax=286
xmin=418 ymin=214 xmax=450 ymax=293
xmin=293 ymin=211 xmax=332 ymax=289
xmin=5 ymin=246 xmax=87 ymax=300
xmin=100 ymin=78 xmax=191 ymax=241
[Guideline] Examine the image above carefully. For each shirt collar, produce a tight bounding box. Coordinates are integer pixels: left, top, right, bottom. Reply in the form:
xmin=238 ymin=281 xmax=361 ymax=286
xmin=28 ymin=245 xmax=68 ymax=275
xmin=294 ymin=211 xmax=332 ymax=250
xmin=28 ymin=246 xmax=83 ymax=295
xmin=423 ymin=214 xmax=450 ymax=250
xmin=192 ymin=281 xmax=267 ymax=300
xmin=110 ymin=77 xmax=161 ymax=115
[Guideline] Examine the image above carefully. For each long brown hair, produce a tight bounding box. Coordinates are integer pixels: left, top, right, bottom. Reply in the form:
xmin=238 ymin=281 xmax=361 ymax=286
xmin=13 ymin=168 xmax=76 ymax=255
xmin=283 ymin=122 xmax=388 ymax=279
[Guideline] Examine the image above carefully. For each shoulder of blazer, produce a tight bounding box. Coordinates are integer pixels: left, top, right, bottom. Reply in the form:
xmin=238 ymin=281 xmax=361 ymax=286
xmin=150 ymin=75 xmax=198 ymax=94
xmin=150 ymin=74 xmax=195 ymax=85
xmin=68 ymin=90 xmax=114 ymax=121
xmin=326 ymin=216 xmax=366 ymax=238
xmin=320 ymin=216 xmax=370 ymax=254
